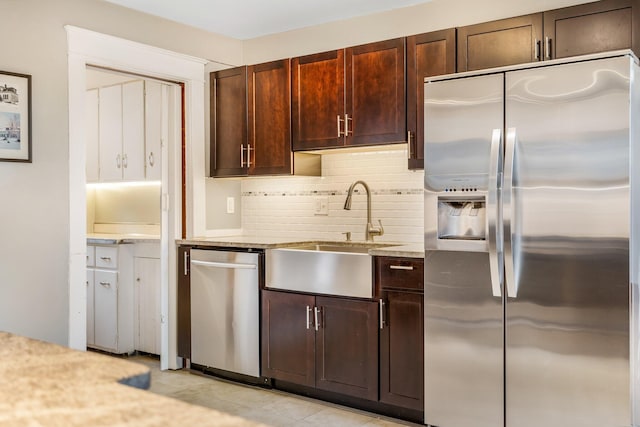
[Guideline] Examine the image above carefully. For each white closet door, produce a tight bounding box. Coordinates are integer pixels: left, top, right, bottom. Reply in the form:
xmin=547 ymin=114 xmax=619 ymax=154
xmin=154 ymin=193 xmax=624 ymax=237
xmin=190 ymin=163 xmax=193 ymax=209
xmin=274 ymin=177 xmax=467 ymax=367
xmin=85 ymin=89 xmax=100 ymax=182
xmin=98 ymin=85 xmax=123 ymax=181
xmin=122 ymin=81 xmax=146 ymax=181
xmin=86 ymin=268 xmax=95 ymax=347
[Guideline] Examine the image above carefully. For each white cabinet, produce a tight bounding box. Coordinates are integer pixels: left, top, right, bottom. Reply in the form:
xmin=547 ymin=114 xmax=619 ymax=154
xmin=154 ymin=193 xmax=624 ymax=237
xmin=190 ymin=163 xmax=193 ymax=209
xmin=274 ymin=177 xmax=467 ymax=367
xmin=86 ymin=89 xmax=99 ymax=183
xmin=134 ymin=256 xmax=161 ymax=355
xmin=86 ymin=244 xmax=134 ymax=354
xmin=144 ymin=81 xmax=163 ymax=181
xmin=93 ymin=80 xmax=158 ymax=182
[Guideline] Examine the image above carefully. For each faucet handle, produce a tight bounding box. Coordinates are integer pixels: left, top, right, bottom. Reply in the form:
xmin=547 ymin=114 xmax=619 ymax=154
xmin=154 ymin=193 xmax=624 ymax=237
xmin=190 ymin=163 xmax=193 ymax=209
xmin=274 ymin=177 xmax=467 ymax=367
xmin=369 ymin=220 xmax=384 ymax=238
xmin=376 ymin=220 xmax=384 ymax=236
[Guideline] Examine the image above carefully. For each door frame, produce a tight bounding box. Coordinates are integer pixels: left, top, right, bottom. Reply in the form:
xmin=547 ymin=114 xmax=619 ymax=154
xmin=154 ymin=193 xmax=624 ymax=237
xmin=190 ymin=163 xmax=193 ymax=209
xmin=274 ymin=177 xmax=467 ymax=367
xmin=66 ymin=26 xmax=207 ymax=369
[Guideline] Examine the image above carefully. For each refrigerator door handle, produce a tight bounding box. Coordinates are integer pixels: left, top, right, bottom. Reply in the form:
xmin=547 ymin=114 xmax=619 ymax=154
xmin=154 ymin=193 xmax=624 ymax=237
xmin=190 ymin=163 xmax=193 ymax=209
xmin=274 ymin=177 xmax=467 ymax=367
xmin=504 ymin=127 xmax=518 ymax=298
xmin=488 ymin=128 xmax=504 ymax=298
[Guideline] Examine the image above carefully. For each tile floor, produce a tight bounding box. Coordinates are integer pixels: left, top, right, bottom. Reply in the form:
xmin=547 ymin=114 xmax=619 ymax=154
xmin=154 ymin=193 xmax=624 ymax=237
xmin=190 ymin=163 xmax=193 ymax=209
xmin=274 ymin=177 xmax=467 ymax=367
xmin=130 ymin=355 xmax=423 ymax=427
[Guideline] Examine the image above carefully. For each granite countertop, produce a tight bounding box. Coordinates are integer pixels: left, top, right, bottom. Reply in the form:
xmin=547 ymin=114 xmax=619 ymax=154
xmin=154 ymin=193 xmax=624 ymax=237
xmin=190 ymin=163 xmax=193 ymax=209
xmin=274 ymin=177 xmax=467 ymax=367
xmin=178 ymin=236 xmax=424 ymax=258
xmin=87 ymin=233 xmax=160 ymax=245
xmin=0 ymin=332 xmax=260 ymax=427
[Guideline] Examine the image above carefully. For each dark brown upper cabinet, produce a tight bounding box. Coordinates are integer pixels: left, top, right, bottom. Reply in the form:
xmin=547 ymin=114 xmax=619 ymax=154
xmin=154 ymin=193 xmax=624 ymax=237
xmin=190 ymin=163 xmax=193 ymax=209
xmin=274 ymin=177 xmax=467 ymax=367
xmin=406 ymin=29 xmax=456 ymax=170
xmin=292 ymin=38 xmax=406 ymax=151
xmin=457 ymin=14 xmax=544 ymax=72
xmin=210 ymin=66 xmax=247 ymax=177
xmin=544 ymin=0 xmax=638 ymax=60
xmin=211 ymin=60 xmax=306 ymax=177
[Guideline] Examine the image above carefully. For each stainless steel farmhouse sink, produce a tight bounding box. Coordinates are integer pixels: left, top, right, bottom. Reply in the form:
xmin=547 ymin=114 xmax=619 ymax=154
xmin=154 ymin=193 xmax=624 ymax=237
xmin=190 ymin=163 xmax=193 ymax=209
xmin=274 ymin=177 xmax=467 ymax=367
xmin=265 ymin=242 xmax=396 ymax=298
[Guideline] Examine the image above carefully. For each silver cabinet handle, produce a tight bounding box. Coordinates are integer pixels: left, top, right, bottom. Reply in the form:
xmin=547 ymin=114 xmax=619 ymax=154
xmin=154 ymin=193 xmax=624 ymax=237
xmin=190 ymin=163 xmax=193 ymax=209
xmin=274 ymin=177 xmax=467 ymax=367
xmin=148 ymin=151 xmax=155 ymax=167
xmin=314 ymin=306 xmax=320 ymax=331
xmin=100 ymin=256 xmax=112 ymax=261
xmin=488 ymin=128 xmax=504 ymax=298
xmin=389 ymin=265 xmax=413 ymax=271
xmin=240 ymin=144 xmax=246 ymax=167
xmin=122 ymin=153 xmax=128 ymax=169
xmin=116 ymin=153 xmax=121 ymax=169
xmin=504 ymin=127 xmax=518 ymax=299
xmin=379 ymin=299 xmax=386 ymax=329
xmin=545 ymin=36 xmax=552 ymax=60
xmin=345 ymin=114 xmax=352 ymax=136
xmin=534 ymin=39 xmax=541 ymax=60
xmin=407 ymin=131 xmax=412 ymax=159
xmin=99 ymin=281 xmax=111 ymax=288
xmin=306 ymin=305 xmax=312 ymax=330
xmin=337 ymin=115 xmax=345 ymax=137
xmin=183 ymin=251 xmax=189 ymax=276
xmin=247 ymin=144 xmax=253 ymax=168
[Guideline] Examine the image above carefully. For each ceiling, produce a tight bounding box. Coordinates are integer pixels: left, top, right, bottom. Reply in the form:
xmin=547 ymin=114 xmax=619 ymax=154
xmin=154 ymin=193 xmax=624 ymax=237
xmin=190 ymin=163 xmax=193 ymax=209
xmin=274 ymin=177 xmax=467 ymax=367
xmin=103 ymin=0 xmax=434 ymax=40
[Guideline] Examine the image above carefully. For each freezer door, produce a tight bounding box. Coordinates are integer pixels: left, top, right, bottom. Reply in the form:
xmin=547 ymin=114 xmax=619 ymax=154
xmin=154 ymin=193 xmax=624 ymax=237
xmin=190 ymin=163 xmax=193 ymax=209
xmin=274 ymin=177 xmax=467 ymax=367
xmin=505 ymin=57 xmax=631 ymax=427
xmin=424 ymin=73 xmax=504 ymax=427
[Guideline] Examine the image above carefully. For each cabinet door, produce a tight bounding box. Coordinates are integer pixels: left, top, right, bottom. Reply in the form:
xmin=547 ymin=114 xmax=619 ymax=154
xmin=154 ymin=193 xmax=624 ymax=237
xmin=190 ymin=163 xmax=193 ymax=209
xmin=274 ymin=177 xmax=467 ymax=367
xmin=86 ymin=89 xmax=100 ymax=182
xmin=315 ymin=296 xmax=378 ymax=400
xmin=134 ymin=257 xmax=161 ymax=355
xmin=122 ymin=81 xmax=146 ymax=181
xmin=86 ymin=268 xmax=95 ymax=347
xmin=292 ymin=50 xmax=345 ymax=150
xmin=457 ymin=14 xmax=543 ymax=72
xmin=379 ymin=290 xmax=424 ymax=410
xmin=210 ymin=66 xmax=248 ymax=177
xmin=345 ymin=38 xmax=406 ymax=147
xmin=544 ymin=0 xmax=636 ymax=60
xmin=98 ymin=85 xmax=123 ymax=181
xmin=262 ymin=290 xmax=315 ymax=387
xmin=407 ymin=29 xmax=456 ymax=169
xmin=177 ymin=246 xmax=191 ymax=359
xmin=248 ymin=59 xmax=292 ymax=175
xmin=94 ymin=269 xmax=118 ymax=351
xmin=144 ymin=81 xmax=163 ymax=181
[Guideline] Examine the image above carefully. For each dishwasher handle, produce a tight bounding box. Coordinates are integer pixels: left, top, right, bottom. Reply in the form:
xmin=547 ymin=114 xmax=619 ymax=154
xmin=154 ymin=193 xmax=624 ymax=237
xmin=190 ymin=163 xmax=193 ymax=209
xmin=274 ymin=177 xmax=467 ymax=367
xmin=190 ymin=259 xmax=257 ymax=270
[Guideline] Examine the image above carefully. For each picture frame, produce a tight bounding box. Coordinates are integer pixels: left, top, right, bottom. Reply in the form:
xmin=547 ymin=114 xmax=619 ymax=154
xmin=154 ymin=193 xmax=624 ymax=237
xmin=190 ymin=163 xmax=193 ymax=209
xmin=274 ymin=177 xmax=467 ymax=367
xmin=0 ymin=71 xmax=31 ymax=162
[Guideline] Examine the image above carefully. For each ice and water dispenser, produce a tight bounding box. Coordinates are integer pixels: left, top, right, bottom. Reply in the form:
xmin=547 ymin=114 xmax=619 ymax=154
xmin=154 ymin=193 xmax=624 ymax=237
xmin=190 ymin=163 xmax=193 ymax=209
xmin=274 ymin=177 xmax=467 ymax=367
xmin=437 ymin=198 xmax=486 ymax=240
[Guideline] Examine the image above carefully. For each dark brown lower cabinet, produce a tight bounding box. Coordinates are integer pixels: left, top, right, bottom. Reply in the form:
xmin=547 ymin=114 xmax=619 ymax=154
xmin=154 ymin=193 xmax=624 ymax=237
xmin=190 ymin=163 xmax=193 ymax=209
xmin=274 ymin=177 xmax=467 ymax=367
xmin=261 ymin=289 xmax=378 ymax=400
xmin=177 ymin=246 xmax=191 ymax=359
xmin=379 ymin=290 xmax=424 ymax=411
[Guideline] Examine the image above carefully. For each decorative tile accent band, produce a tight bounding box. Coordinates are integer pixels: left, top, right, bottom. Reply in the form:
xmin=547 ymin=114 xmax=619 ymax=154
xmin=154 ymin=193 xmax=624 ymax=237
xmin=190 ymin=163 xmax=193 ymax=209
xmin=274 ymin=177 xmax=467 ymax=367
xmin=242 ymin=189 xmax=423 ymax=197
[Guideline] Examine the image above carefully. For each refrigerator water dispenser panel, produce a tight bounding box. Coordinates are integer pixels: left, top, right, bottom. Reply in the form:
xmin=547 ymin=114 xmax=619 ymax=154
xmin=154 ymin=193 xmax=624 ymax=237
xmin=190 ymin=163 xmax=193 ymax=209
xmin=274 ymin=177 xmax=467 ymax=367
xmin=437 ymin=198 xmax=486 ymax=240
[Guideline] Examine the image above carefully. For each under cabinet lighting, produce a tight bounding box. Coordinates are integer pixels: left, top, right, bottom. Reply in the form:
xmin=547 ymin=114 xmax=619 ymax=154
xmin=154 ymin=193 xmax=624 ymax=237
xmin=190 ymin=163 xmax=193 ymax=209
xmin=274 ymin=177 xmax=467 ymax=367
xmin=86 ymin=181 xmax=161 ymax=189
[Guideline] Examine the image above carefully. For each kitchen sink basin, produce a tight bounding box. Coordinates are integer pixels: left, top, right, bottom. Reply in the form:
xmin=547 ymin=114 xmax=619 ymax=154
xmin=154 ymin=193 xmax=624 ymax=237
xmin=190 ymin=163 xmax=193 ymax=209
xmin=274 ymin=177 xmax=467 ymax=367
xmin=266 ymin=241 xmax=397 ymax=298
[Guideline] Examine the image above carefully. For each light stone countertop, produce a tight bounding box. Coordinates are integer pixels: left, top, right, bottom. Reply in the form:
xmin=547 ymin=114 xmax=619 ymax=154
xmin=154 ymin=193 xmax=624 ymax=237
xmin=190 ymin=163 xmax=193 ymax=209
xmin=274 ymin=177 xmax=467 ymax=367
xmin=87 ymin=233 xmax=160 ymax=245
xmin=178 ymin=236 xmax=424 ymax=258
xmin=0 ymin=332 xmax=260 ymax=427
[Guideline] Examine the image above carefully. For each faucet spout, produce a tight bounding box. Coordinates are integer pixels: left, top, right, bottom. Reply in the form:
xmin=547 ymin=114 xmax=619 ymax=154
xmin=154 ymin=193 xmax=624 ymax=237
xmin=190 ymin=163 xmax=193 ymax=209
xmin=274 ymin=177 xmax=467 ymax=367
xmin=343 ymin=180 xmax=384 ymax=242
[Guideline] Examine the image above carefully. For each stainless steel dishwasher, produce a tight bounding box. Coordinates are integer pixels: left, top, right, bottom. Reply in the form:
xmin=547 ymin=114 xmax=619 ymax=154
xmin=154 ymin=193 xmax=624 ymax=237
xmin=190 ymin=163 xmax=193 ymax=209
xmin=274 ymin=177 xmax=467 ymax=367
xmin=190 ymin=249 xmax=260 ymax=378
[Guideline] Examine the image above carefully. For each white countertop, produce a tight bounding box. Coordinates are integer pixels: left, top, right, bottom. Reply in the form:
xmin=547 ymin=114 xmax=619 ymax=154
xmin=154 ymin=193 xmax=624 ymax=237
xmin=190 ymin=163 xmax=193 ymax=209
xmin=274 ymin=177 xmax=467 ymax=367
xmin=87 ymin=233 xmax=160 ymax=245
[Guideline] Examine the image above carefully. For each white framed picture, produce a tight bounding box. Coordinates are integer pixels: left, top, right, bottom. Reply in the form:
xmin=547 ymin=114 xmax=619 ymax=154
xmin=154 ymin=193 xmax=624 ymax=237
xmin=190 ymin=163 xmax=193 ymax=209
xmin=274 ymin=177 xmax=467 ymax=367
xmin=0 ymin=71 xmax=31 ymax=162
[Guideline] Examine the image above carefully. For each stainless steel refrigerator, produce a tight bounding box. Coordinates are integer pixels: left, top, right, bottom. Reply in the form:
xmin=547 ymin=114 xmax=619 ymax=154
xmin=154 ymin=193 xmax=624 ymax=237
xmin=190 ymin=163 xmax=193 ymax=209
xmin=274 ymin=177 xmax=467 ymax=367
xmin=423 ymin=52 xmax=640 ymax=427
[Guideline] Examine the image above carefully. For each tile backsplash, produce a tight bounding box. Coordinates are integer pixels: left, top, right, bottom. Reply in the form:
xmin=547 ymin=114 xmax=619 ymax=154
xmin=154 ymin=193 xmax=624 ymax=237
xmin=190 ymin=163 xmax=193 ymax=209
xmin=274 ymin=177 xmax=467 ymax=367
xmin=241 ymin=147 xmax=424 ymax=244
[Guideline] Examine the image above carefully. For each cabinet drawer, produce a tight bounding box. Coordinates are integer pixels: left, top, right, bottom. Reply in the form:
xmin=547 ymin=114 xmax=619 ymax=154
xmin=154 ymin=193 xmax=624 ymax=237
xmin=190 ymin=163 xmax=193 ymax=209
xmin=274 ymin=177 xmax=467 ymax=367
xmin=375 ymin=257 xmax=424 ymax=291
xmin=95 ymin=246 xmax=118 ymax=269
xmin=86 ymin=246 xmax=95 ymax=267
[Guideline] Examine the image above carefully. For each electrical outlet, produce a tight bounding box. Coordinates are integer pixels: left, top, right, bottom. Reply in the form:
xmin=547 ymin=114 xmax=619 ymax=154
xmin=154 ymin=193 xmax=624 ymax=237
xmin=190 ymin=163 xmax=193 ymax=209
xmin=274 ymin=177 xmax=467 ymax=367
xmin=226 ymin=197 xmax=235 ymax=214
xmin=314 ymin=196 xmax=328 ymax=215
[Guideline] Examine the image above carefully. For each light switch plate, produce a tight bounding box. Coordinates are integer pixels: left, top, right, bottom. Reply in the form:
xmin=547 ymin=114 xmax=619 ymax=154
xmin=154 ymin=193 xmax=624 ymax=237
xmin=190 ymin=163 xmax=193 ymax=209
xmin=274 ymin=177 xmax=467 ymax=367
xmin=314 ymin=196 xmax=328 ymax=216
xmin=226 ymin=197 xmax=235 ymax=214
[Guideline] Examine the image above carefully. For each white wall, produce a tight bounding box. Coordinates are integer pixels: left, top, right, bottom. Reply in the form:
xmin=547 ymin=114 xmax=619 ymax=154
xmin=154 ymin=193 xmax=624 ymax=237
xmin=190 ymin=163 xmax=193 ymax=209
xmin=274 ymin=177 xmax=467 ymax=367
xmin=0 ymin=0 xmax=240 ymax=346
xmin=243 ymin=0 xmax=595 ymax=63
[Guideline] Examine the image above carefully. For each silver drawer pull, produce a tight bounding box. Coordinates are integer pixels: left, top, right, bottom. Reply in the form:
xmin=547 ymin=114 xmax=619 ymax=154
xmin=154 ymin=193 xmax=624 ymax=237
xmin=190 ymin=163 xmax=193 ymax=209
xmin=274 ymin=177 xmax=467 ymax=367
xmin=99 ymin=282 xmax=111 ymax=287
xmin=100 ymin=257 xmax=112 ymax=261
xmin=389 ymin=265 xmax=413 ymax=271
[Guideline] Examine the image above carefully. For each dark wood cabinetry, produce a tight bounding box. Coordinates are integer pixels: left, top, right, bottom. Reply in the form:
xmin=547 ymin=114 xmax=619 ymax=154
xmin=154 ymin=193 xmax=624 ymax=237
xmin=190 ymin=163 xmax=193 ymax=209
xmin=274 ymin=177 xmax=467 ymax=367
xmin=177 ymin=246 xmax=191 ymax=359
xmin=261 ymin=289 xmax=378 ymax=400
xmin=376 ymin=256 xmax=424 ymax=411
xmin=211 ymin=60 xmax=294 ymax=177
xmin=406 ymin=29 xmax=456 ymax=169
xmin=292 ymin=38 xmax=406 ymax=151
xmin=544 ymin=0 xmax=638 ymax=60
xmin=210 ymin=67 xmax=247 ymax=177
xmin=457 ymin=14 xmax=544 ymax=72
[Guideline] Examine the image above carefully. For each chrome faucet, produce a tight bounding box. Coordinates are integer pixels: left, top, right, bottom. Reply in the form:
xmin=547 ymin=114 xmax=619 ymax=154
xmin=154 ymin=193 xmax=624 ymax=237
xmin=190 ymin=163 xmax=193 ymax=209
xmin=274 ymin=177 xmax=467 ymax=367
xmin=343 ymin=180 xmax=384 ymax=242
